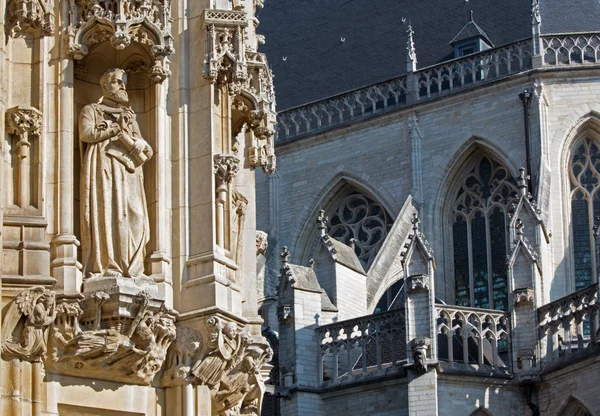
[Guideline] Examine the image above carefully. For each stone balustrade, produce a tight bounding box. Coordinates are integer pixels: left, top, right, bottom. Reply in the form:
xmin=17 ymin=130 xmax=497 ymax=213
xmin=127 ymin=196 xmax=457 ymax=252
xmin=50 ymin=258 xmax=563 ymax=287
xmin=538 ymin=283 xmax=599 ymax=364
xmin=316 ymin=308 xmax=406 ymax=386
xmin=543 ymin=33 xmax=600 ymax=66
xmin=435 ymin=305 xmax=510 ymax=371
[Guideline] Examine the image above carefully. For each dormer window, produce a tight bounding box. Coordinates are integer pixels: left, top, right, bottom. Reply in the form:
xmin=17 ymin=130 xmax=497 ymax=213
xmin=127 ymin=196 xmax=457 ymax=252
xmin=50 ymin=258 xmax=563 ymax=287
xmin=450 ymin=11 xmax=494 ymax=58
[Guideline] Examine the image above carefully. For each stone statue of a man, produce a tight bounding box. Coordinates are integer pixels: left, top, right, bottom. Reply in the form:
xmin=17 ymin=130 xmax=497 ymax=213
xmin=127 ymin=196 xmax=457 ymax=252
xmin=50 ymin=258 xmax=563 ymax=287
xmin=79 ymin=68 xmax=153 ymax=279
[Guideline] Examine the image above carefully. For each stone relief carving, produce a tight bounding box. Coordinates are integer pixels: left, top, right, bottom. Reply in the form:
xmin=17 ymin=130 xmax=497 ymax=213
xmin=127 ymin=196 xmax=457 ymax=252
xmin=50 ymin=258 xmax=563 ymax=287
xmin=79 ymin=68 xmax=153 ymax=279
xmin=406 ymin=274 xmax=430 ymax=292
xmin=47 ymin=288 xmax=177 ymax=385
xmin=1 ymin=286 xmax=56 ymax=362
xmin=410 ymin=337 xmax=430 ymax=374
xmin=7 ymin=0 xmax=54 ymax=36
xmin=513 ymin=288 xmax=535 ymax=305
xmin=163 ymin=317 xmax=273 ymax=415
xmin=64 ymin=0 xmax=174 ymax=81
xmin=256 ymin=231 xmax=268 ymax=256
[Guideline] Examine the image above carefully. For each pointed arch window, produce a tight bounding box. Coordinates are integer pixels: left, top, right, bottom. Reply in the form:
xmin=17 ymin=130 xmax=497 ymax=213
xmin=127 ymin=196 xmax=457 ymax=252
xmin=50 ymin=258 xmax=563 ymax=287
xmin=452 ymin=155 xmax=517 ymax=311
xmin=569 ymin=136 xmax=600 ymax=290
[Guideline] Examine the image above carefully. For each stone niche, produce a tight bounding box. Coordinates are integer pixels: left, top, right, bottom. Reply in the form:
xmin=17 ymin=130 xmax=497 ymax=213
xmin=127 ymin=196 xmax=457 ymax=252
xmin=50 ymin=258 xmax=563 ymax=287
xmin=2 ymin=25 xmax=50 ymax=282
xmin=73 ymin=39 xmax=171 ymax=287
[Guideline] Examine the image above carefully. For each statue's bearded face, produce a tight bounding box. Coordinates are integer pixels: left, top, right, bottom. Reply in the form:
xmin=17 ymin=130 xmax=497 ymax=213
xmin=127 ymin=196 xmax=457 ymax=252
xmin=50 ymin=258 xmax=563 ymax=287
xmin=103 ymin=71 xmax=129 ymax=103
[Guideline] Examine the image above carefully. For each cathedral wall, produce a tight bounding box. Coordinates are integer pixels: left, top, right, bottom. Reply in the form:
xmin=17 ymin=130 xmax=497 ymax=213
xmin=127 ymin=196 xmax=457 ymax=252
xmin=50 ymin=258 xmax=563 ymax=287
xmin=319 ymin=378 xmax=408 ymax=416
xmin=537 ymin=355 xmax=600 ymax=415
xmin=437 ymin=375 xmax=528 ymax=416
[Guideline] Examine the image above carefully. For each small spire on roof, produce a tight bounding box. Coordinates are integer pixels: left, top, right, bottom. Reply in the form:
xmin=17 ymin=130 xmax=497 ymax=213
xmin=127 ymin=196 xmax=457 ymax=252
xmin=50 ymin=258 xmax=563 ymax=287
xmin=412 ymin=212 xmax=420 ymax=232
xmin=470 ymin=10 xmax=474 ymax=21
xmin=517 ymin=167 xmax=529 ymax=196
xmin=406 ymin=24 xmax=417 ymax=72
xmin=281 ymin=246 xmax=290 ymax=265
xmin=317 ymin=209 xmax=329 ymax=237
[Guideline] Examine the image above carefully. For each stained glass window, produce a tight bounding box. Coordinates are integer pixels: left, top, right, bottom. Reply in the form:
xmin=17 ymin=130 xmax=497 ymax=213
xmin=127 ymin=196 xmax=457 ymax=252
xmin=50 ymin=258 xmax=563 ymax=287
xmin=451 ymin=156 xmax=517 ymax=311
xmin=569 ymin=137 xmax=600 ymax=290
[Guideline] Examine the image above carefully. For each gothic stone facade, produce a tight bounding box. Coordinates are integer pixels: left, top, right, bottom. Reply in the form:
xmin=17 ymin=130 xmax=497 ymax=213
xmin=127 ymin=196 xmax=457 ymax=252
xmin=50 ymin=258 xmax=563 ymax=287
xmin=0 ymin=0 xmax=276 ymax=415
xmin=255 ymin=4 xmax=600 ymax=416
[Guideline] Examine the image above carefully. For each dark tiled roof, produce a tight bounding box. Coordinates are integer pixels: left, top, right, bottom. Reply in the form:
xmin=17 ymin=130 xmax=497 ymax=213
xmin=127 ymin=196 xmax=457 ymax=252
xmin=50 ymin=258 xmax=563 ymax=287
xmin=539 ymin=0 xmax=600 ymax=34
xmin=450 ymin=18 xmax=494 ymax=46
xmin=257 ymin=0 xmax=532 ymax=111
xmin=322 ymin=236 xmax=366 ymax=275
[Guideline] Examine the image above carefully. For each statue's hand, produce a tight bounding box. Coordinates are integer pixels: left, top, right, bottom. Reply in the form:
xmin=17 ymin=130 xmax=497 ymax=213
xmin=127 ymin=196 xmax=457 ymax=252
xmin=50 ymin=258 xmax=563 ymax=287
xmin=131 ymin=139 xmax=147 ymax=156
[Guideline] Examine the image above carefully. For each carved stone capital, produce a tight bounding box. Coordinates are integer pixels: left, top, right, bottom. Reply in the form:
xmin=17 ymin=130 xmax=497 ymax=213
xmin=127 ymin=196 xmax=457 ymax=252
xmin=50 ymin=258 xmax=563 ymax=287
xmin=256 ymin=231 xmax=268 ymax=256
xmin=406 ymin=274 xmax=430 ymax=292
xmin=7 ymin=0 xmax=55 ymax=37
xmin=214 ymin=154 xmax=240 ymax=185
xmin=6 ymin=106 xmax=43 ymax=141
xmin=513 ymin=288 xmax=535 ymax=305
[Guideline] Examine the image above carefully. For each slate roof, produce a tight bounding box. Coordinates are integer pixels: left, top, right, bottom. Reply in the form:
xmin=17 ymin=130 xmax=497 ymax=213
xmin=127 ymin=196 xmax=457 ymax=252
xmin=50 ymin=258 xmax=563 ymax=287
xmin=257 ymin=0 xmax=597 ymax=112
xmin=322 ymin=235 xmax=366 ymax=275
xmin=450 ymin=16 xmax=494 ymax=46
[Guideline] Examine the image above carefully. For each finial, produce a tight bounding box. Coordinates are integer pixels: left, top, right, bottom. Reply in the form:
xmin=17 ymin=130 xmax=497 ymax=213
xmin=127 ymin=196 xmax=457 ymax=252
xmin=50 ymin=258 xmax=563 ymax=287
xmin=317 ymin=209 xmax=329 ymax=237
xmin=309 ymin=258 xmax=315 ymax=269
xmin=517 ymin=167 xmax=529 ymax=196
xmin=412 ymin=212 xmax=420 ymax=232
xmin=281 ymin=246 xmax=290 ymax=265
xmin=406 ymin=24 xmax=417 ymax=72
xmin=349 ymin=238 xmax=356 ymax=251
xmin=516 ymin=219 xmax=524 ymax=236
xmin=470 ymin=10 xmax=474 ymax=21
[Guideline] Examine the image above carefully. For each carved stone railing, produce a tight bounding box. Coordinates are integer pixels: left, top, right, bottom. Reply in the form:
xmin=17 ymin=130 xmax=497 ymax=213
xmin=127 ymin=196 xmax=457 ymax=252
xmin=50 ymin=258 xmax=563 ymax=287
xmin=542 ymin=34 xmax=600 ymax=66
xmin=538 ymin=283 xmax=599 ymax=364
xmin=436 ymin=305 xmax=510 ymax=371
xmin=417 ymin=39 xmax=532 ymax=99
xmin=316 ymin=308 xmax=406 ymax=386
xmin=277 ymin=77 xmax=407 ymax=142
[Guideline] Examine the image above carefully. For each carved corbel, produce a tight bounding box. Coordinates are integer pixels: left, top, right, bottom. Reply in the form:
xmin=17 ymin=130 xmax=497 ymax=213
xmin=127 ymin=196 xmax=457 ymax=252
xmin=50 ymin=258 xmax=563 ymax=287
xmin=256 ymin=231 xmax=268 ymax=256
xmin=406 ymin=274 xmax=430 ymax=292
xmin=410 ymin=337 xmax=431 ymax=374
xmin=7 ymin=0 xmax=55 ymax=37
xmin=513 ymin=288 xmax=535 ymax=305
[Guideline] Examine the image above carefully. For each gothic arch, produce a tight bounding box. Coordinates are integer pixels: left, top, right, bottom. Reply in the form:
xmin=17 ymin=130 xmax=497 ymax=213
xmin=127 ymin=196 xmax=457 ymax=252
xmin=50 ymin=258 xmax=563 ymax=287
xmin=294 ymin=172 xmax=397 ymax=271
xmin=557 ymin=396 xmax=594 ymax=416
xmin=434 ymin=139 xmax=518 ymax=306
xmin=559 ymin=113 xmax=600 ymax=295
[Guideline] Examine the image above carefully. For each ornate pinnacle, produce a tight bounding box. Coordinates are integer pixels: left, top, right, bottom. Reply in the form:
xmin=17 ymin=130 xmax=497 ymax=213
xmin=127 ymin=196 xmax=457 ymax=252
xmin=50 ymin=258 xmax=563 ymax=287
xmin=308 ymin=258 xmax=315 ymax=269
xmin=517 ymin=167 xmax=529 ymax=196
xmin=317 ymin=209 xmax=329 ymax=237
xmin=406 ymin=24 xmax=417 ymax=72
xmin=281 ymin=246 xmax=290 ymax=265
xmin=412 ymin=212 xmax=420 ymax=232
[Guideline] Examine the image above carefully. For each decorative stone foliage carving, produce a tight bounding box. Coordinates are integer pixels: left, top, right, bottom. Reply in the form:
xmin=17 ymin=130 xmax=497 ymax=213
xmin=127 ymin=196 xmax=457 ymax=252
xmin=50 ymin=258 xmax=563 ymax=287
xmin=256 ymin=231 xmax=268 ymax=256
xmin=512 ymin=288 xmax=535 ymax=305
xmin=1 ymin=286 xmax=56 ymax=362
xmin=7 ymin=0 xmax=54 ymax=36
xmin=214 ymin=154 xmax=240 ymax=185
xmin=410 ymin=337 xmax=430 ymax=374
xmin=47 ymin=286 xmax=177 ymax=385
xmin=406 ymin=274 xmax=430 ymax=292
xmin=64 ymin=0 xmax=174 ymax=81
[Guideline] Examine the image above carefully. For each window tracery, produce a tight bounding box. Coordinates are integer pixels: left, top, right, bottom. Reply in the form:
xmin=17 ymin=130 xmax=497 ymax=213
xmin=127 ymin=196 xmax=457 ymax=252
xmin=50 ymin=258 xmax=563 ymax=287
xmin=451 ymin=155 xmax=517 ymax=310
xmin=327 ymin=192 xmax=392 ymax=270
xmin=569 ymin=136 xmax=600 ymax=290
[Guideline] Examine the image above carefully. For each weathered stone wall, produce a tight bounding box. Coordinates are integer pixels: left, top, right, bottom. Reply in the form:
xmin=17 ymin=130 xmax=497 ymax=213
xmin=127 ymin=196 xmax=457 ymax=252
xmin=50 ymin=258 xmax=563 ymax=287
xmin=320 ymin=378 xmax=409 ymax=416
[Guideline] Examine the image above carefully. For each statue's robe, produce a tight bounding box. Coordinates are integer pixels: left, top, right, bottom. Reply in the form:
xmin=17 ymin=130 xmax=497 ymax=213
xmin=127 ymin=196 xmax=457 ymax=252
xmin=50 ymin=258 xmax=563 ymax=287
xmin=79 ymin=102 xmax=151 ymax=279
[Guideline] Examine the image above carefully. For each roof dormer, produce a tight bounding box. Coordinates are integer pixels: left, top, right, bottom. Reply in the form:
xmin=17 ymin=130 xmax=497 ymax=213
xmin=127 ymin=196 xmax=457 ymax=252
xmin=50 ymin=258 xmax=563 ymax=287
xmin=450 ymin=11 xmax=494 ymax=58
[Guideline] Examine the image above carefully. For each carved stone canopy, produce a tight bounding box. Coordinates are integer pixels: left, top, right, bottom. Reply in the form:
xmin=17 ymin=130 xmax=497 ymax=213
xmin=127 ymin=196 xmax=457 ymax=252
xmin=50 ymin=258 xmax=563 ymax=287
xmin=7 ymin=0 xmax=55 ymax=37
xmin=64 ymin=0 xmax=174 ymax=82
